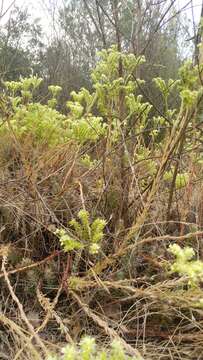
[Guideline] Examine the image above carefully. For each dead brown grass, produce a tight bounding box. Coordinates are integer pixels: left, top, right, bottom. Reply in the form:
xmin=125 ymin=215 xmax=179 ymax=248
xmin=0 ymin=114 xmax=203 ymax=360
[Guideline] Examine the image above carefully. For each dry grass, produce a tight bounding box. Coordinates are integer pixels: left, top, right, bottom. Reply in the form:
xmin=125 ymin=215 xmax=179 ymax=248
xmin=0 ymin=121 xmax=203 ymax=360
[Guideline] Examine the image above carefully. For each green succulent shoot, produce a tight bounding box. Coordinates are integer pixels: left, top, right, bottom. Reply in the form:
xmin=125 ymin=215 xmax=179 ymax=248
xmin=48 ymin=85 xmax=62 ymax=108
xmin=46 ymin=336 xmax=140 ymax=360
xmin=55 ymin=210 xmax=106 ymax=255
xmin=168 ymin=244 xmax=203 ymax=287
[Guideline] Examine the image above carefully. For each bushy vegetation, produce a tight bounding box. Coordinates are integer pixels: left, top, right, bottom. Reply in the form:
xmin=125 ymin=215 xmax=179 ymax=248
xmin=0 ymin=43 xmax=203 ymax=359
xmin=1 ymin=1 xmax=203 ymax=359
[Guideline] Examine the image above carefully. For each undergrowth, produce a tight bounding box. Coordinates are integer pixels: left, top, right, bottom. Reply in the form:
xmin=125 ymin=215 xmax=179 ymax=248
xmin=0 ymin=46 xmax=203 ymax=359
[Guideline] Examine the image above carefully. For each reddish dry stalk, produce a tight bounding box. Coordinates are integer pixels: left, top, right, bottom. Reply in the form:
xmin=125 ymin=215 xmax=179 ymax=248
xmin=0 ymin=250 xmax=62 ymax=279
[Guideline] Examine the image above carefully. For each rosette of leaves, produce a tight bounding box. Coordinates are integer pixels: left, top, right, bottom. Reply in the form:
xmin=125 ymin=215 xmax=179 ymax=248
xmin=48 ymin=85 xmax=62 ymax=108
xmin=153 ymin=77 xmax=179 ymax=120
xmin=80 ymin=154 xmax=98 ymax=168
xmin=5 ymin=75 xmax=43 ymax=102
xmin=47 ymin=336 xmax=140 ymax=360
xmin=90 ymin=46 xmax=148 ymax=138
xmin=178 ymin=60 xmax=198 ymax=90
xmin=125 ymin=94 xmax=152 ymax=131
xmin=178 ymin=61 xmax=199 ymax=108
xmin=70 ymin=88 xmax=94 ymax=109
xmin=63 ymin=47 xmax=150 ymax=144
xmin=154 ymin=78 xmax=179 ymax=98
xmin=168 ymin=244 xmax=203 ymax=287
xmin=136 ymin=146 xmax=157 ymax=177
xmin=2 ymin=76 xmax=66 ymax=145
xmin=66 ymin=93 xmax=107 ymax=144
xmin=55 ymin=210 xmax=106 ymax=255
xmin=8 ymin=102 xmax=66 ymax=145
xmin=66 ymin=115 xmax=107 ymax=144
xmin=91 ymin=46 xmax=145 ymax=84
xmin=163 ymin=169 xmax=189 ymax=189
